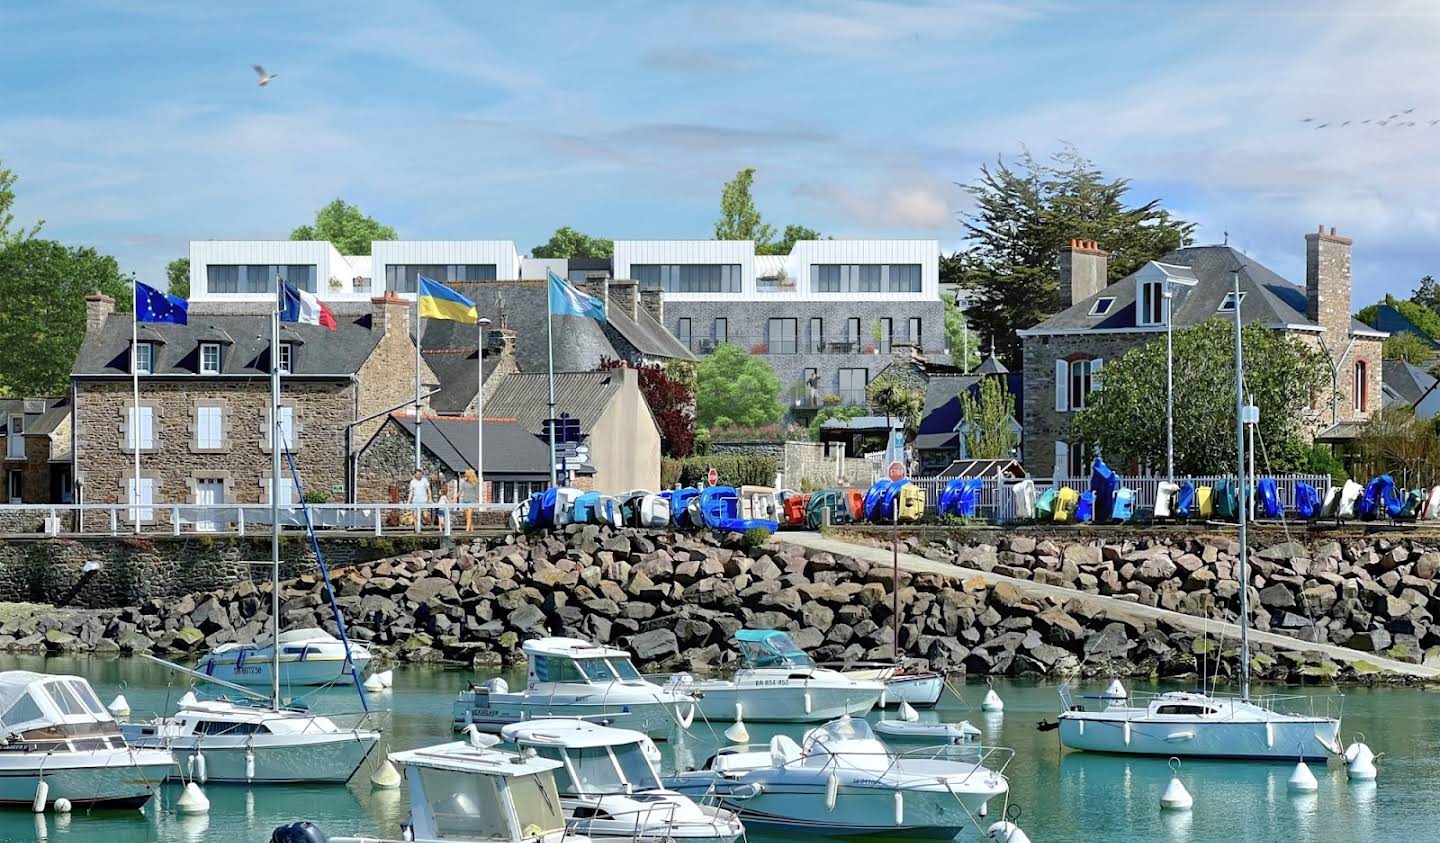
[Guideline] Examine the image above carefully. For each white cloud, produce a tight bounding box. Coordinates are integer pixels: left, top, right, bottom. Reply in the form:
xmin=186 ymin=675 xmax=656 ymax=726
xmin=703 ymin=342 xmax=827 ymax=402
xmin=795 ymin=179 xmax=956 ymax=229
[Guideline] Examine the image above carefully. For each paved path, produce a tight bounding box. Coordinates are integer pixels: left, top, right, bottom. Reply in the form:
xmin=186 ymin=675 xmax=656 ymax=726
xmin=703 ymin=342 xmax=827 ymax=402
xmin=781 ymin=531 xmax=1440 ymax=680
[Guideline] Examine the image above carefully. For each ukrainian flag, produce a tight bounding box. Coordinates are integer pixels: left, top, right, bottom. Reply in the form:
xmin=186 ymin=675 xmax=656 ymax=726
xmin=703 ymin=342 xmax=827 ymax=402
xmin=417 ymin=275 xmax=478 ymax=324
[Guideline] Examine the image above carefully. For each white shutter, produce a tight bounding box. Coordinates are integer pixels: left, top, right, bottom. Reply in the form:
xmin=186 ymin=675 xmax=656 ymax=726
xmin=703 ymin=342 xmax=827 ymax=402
xmin=127 ymin=478 xmax=155 ymax=521
xmin=278 ymin=407 xmax=295 ymax=450
xmin=198 ymin=407 xmax=221 ymax=449
xmin=128 ymin=407 xmax=154 ymax=449
xmin=1091 ymin=358 xmax=1104 ymax=393
xmin=1054 ymin=359 xmax=1069 ymax=412
xmin=1054 ymin=441 xmax=1070 ymax=480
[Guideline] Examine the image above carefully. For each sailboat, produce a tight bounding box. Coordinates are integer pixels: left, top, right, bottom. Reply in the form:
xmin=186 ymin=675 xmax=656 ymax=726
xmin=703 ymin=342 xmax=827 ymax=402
xmin=1055 ymin=269 xmax=1342 ymax=761
xmin=122 ymin=276 xmax=381 ymax=783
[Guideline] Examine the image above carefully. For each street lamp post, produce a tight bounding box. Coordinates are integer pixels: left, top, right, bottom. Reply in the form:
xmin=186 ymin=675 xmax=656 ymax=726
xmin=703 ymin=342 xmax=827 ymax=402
xmin=1166 ymin=284 xmax=1175 ymax=481
xmin=476 ymin=317 xmax=491 ymax=507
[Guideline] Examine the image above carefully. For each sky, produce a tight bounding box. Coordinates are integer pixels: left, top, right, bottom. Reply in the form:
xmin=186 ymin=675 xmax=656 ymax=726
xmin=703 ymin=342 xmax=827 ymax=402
xmin=2 ymin=0 xmax=1439 ymax=304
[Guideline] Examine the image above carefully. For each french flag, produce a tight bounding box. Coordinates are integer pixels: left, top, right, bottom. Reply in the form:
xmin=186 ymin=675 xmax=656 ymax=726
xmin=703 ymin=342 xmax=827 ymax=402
xmin=280 ymin=283 xmax=337 ymax=330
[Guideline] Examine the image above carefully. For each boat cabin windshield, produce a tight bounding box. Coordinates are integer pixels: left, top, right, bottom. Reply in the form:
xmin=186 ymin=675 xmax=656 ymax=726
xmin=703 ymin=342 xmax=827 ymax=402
xmin=535 ymin=741 xmax=660 ymax=795
xmin=809 ymin=717 xmax=877 ymax=745
xmin=532 ymin=654 xmax=643 ymax=684
xmin=0 ymin=673 xmax=118 ymax=745
xmin=418 ymin=767 xmax=564 ymax=840
xmin=735 ymin=631 xmax=814 ymax=669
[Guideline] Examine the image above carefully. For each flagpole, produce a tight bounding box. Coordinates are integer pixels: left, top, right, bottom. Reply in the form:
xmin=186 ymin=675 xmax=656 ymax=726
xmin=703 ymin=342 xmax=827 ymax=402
xmin=414 ymin=307 xmax=423 ymax=472
xmin=131 ymin=275 xmax=141 ymax=534
xmin=270 ymin=273 xmax=282 ymax=711
xmin=546 ymin=290 xmax=558 ymax=488
xmin=477 ymin=317 xmax=489 ymax=504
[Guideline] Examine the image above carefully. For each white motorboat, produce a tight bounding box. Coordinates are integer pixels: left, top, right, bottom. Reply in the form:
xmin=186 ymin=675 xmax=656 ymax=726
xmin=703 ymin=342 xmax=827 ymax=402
xmin=686 ymin=630 xmax=884 ymax=723
xmin=664 ymin=717 xmax=1009 ymax=839
xmin=842 ymin=663 xmax=945 ymax=709
xmin=0 ymin=672 xmax=174 ymax=810
xmin=452 ymin=638 xmax=696 ymax=739
xmin=122 ymin=693 xmax=380 ymax=783
xmin=873 ymin=718 xmax=981 ymax=747
xmin=504 ymin=720 xmax=744 ymax=843
xmin=272 ymin=735 xmax=590 ymax=843
xmin=196 ymin=627 xmax=372 ymax=687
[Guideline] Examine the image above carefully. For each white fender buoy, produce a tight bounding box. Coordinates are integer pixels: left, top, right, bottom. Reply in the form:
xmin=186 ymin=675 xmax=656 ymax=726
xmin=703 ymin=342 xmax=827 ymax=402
xmin=195 ymin=753 xmax=207 ymax=784
xmin=825 ymin=770 xmax=839 ymax=811
xmin=981 ymin=688 xmax=1004 ymax=712
xmin=245 ymin=749 xmax=256 ymax=783
xmin=377 ymin=669 xmax=394 ymax=688
xmin=107 ymin=694 xmax=130 ymax=719
xmin=52 ymin=798 xmax=71 ymax=814
xmin=724 ymin=703 xmax=749 ymax=744
xmin=364 ymin=673 xmax=385 ymax=692
xmin=985 ymin=821 xmax=1032 ymax=842
xmin=1265 ymin=722 xmax=1274 ymax=749
xmin=370 ymin=758 xmax=402 ymax=789
xmin=897 ymin=700 xmax=919 ymax=722
xmin=804 ymin=691 xmax=813 ymax=715
xmin=1345 ymin=741 xmax=1377 ymax=781
xmin=1102 ymin=679 xmax=1127 ymax=700
xmin=1288 ymin=760 xmax=1318 ymax=792
xmin=1160 ymin=758 xmax=1193 ymax=811
xmin=894 ymin=791 xmax=904 ymax=825
xmin=32 ymin=780 xmax=48 ymax=813
xmin=1123 ymin=720 xmax=1131 ymax=747
xmin=176 ymin=782 xmax=210 ymax=814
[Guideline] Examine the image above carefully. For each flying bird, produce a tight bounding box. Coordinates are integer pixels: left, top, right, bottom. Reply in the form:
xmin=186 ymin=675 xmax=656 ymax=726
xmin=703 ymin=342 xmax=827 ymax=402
xmin=1315 ymin=123 xmax=1328 ymax=129
xmin=1361 ymin=119 xmax=1372 ymax=124
xmin=1300 ymin=117 xmax=1315 ymax=122
xmin=1403 ymin=107 xmax=1415 ymax=114
xmin=252 ymin=65 xmax=277 ymax=87
xmin=1341 ymin=120 xmax=1351 ymax=126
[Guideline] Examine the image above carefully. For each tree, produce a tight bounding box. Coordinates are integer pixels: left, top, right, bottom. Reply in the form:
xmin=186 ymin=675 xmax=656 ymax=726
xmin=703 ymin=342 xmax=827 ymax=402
xmin=598 ymin=358 xmax=695 ymax=457
xmin=290 ymin=199 xmax=396 ymax=255
xmin=1413 ymin=275 xmax=1440 ymax=313
xmin=866 ymin=380 xmax=924 ymax=435
xmin=531 ymin=227 xmax=614 ymax=259
xmin=809 ymin=403 xmax=867 ymax=441
xmin=1070 ymin=320 xmax=1327 ymax=475
xmin=1383 ymin=331 xmax=1433 ymax=365
xmin=958 ymin=377 xmax=1018 ymax=459
xmin=714 ymin=168 xmax=775 ymax=247
xmin=1355 ymin=407 xmax=1440 ymax=487
xmin=166 ymin=257 xmax=190 ymax=299
xmin=0 ymin=160 xmax=43 ymax=246
xmin=0 ymin=239 xmax=131 ymax=396
xmin=694 ymin=343 xmax=783 ymax=429
xmin=942 ymin=290 xmax=980 ymax=370
xmin=956 ymin=147 xmax=1194 ymax=364
xmin=759 ymin=224 xmax=822 ymax=256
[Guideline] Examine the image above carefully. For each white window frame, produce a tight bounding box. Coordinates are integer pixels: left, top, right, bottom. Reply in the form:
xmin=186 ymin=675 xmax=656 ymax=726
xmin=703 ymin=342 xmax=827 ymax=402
xmin=277 ymin=343 xmax=293 ymax=374
xmin=6 ymin=415 xmax=23 ymax=459
xmin=1057 ymin=357 xmax=1103 ymax=412
xmin=1138 ymin=281 xmax=1164 ymax=326
xmin=1088 ymin=297 xmax=1115 ymax=317
xmin=199 ymin=343 xmax=221 ymax=375
xmin=196 ymin=405 xmax=223 ymax=450
xmin=134 ymin=342 xmax=154 ymax=374
xmin=127 ymin=406 xmax=155 ymax=450
xmin=267 ymin=476 xmax=294 ymax=506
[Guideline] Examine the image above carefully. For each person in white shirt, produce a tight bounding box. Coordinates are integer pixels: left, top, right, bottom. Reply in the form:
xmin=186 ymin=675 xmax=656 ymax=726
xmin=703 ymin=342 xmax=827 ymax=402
xmin=407 ymin=470 xmax=431 ymax=526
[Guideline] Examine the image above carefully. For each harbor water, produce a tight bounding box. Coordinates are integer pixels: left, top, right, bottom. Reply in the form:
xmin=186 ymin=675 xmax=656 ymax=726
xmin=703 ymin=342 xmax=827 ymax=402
xmin=3 ymin=654 xmax=1438 ymax=842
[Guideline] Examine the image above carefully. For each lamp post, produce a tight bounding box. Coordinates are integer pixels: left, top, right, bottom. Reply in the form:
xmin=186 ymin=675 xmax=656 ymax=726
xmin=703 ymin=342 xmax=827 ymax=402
xmin=1165 ymin=284 xmax=1175 ymax=482
xmin=476 ymin=317 xmax=491 ymax=506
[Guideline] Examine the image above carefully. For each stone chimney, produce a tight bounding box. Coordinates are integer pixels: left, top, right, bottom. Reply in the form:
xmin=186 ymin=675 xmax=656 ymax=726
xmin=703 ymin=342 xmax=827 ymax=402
xmin=84 ymin=292 xmax=114 ymax=335
xmin=610 ymin=280 xmax=640 ymax=320
xmin=583 ymin=275 xmax=609 ymax=313
xmin=478 ymin=328 xmax=519 ymax=406
xmin=1058 ymin=239 xmax=1108 ymax=308
xmin=370 ymin=291 xmax=410 ymax=336
xmin=640 ymin=288 xmax=664 ymax=324
xmin=1306 ymin=224 xmax=1353 ymax=342
xmin=890 ymin=341 xmax=921 ymax=367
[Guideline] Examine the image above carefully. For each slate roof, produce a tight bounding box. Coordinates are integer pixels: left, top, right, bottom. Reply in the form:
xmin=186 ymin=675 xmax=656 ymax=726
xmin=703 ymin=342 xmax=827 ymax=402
xmin=74 ymin=313 xmax=381 ymax=377
xmin=606 ymin=306 xmax=696 ymax=361
xmin=422 ymin=348 xmax=507 ymax=415
xmin=379 ymin=415 xmax=560 ymax=478
xmin=1022 ymin=245 xmax=1384 ymax=337
xmin=421 ymin=281 xmax=618 ymax=374
xmin=0 ymin=397 xmax=68 ymax=436
xmin=1382 ymin=359 xmax=1437 ymax=408
xmin=972 ymin=354 xmax=1009 ymax=375
xmin=484 ymin=371 xmax=624 ymax=434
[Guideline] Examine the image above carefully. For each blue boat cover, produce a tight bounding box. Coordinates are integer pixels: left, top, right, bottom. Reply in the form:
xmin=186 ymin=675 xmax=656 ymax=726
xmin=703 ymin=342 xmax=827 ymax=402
xmin=1256 ymin=478 xmax=1282 ymax=518
xmin=939 ymin=479 xmax=963 ymax=516
xmin=524 ymin=490 xmax=549 ymax=529
xmin=1112 ymin=488 xmax=1135 ymax=523
xmin=939 ymin=478 xmax=983 ymax=517
xmin=864 ymin=480 xmax=893 ymax=521
xmin=876 ymin=478 xmax=910 ymax=522
xmin=698 ymin=485 xmax=778 ymax=534
xmin=1075 ymin=490 xmax=1095 ymax=523
xmin=572 ymin=491 xmax=601 ymax=523
xmin=671 ymin=487 xmax=701 ymax=528
xmin=1360 ymin=475 xmax=1403 ymax=520
xmin=1089 ymin=458 xmax=1118 ymax=522
xmin=1174 ymin=481 xmax=1195 ymax=517
xmin=1295 ymin=482 xmax=1320 ymax=519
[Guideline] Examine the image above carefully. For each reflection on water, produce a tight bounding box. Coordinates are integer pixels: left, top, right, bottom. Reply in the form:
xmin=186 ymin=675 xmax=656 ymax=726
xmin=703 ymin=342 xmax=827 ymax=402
xmin=0 ymin=655 xmax=1437 ymax=841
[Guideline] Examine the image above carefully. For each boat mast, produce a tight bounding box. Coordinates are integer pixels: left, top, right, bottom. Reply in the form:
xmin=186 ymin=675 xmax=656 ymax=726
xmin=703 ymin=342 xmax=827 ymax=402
xmin=1231 ymin=268 xmax=1251 ymax=702
xmin=271 ymin=273 xmax=282 ymax=711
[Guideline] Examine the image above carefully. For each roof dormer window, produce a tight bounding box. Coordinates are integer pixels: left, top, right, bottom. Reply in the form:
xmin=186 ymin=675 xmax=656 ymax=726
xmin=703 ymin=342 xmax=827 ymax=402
xmin=1138 ymin=281 xmax=1164 ymax=326
xmin=134 ymin=342 xmax=155 ymax=375
xmin=1088 ymin=297 xmax=1115 ymax=317
xmin=278 ymin=343 xmax=293 ymax=374
xmin=199 ymin=343 xmax=221 ymax=375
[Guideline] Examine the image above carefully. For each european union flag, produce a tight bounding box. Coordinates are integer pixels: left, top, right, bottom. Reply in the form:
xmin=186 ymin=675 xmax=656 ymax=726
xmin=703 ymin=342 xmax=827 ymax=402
xmin=135 ymin=281 xmax=188 ymax=325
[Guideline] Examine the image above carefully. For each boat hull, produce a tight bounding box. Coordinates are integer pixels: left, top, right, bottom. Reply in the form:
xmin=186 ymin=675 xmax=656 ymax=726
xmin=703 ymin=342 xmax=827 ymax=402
xmin=692 ymin=684 xmax=881 ymax=722
xmin=196 ymin=652 xmax=371 ymax=687
xmin=1057 ymin=714 xmax=1341 ymax=761
xmin=127 ymin=732 xmax=379 ymax=783
xmin=567 ymin=807 xmax=742 ymax=843
xmin=451 ymin=696 xmax=685 ymax=740
xmin=0 ymin=749 xmax=173 ymax=809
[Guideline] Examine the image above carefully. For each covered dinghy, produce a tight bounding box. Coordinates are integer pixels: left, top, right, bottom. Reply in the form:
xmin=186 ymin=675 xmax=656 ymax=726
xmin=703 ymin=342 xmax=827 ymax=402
xmin=1359 ymin=475 xmax=1404 ymax=520
xmin=698 ymin=485 xmax=779 ymax=534
xmin=1011 ymin=479 xmax=1037 ymax=520
xmin=939 ymin=478 xmax=983 ymax=518
xmin=740 ymin=485 xmax=780 ymax=522
xmin=1075 ymin=490 xmax=1095 ymax=523
xmin=863 ymin=480 xmax=893 ymax=521
xmin=527 ymin=488 xmax=557 ymax=529
xmin=1111 ymin=488 xmax=1136 ymax=523
xmin=671 ymin=488 xmax=702 ymax=528
xmin=572 ymin=491 xmax=603 ymax=524
xmin=1256 ymin=478 xmax=1283 ymax=519
xmin=1154 ymin=481 xmax=1180 ymax=520
xmin=1089 ymin=458 xmax=1118 ymax=523
xmin=509 ymin=497 xmax=531 ymax=532
xmin=807 ymin=488 xmax=849 ymax=528
xmin=554 ymin=487 xmax=584 ymax=525
xmin=1174 ymin=481 xmax=1195 ymax=519
xmin=1295 ymin=482 xmax=1320 ymax=519
xmin=1336 ymin=479 xmax=1363 ymax=518
xmin=895 ymin=482 xmax=926 ymax=522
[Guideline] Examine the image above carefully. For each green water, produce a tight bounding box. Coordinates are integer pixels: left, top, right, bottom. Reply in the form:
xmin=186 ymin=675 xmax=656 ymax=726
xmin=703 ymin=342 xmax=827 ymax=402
xmin=3 ymin=654 xmax=1438 ymax=842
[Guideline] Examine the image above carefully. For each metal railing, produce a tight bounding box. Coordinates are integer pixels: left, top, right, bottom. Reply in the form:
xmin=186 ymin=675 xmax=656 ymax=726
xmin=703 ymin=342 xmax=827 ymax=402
xmin=0 ymin=502 xmax=513 ymax=537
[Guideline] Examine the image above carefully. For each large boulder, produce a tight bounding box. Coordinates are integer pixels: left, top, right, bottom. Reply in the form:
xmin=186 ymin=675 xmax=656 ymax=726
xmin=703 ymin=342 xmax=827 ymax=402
xmin=630 ymin=629 xmax=679 ymax=661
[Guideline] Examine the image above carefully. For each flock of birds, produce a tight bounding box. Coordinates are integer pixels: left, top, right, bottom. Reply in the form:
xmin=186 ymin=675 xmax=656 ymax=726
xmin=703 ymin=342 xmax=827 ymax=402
xmin=1301 ymin=108 xmax=1438 ymax=129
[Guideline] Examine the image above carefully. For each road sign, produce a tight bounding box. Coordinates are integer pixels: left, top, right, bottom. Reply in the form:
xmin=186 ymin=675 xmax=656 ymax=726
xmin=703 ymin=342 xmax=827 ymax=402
xmin=707 ymin=467 xmax=719 ymax=485
xmin=887 ymin=461 xmax=906 ymax=482
xmin=543 ymin=414 xmax=583 ymax=444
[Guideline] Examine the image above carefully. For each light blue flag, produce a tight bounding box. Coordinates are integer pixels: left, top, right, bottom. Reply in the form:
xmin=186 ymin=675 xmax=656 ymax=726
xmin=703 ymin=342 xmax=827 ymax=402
xmin=547 ymin=271 xmax=606 ymax=322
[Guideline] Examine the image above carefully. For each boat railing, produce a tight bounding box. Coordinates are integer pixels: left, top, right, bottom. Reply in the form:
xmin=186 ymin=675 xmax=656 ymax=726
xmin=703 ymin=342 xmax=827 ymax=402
xmin=1070 ymin=687 xmax=1345 ymax=721
xmin=705 ymin=740 xmax=1013 ymax=789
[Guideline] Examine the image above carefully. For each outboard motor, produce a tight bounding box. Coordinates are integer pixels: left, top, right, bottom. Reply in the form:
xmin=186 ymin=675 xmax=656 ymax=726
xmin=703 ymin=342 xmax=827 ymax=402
xmin=271 ymin=822 xmax=329 ymax=843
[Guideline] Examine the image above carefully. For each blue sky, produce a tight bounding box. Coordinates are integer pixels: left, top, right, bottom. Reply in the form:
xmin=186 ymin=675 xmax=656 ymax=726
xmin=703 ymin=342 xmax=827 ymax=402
xmin=3 ymin=0 xmax=1438 ymax=304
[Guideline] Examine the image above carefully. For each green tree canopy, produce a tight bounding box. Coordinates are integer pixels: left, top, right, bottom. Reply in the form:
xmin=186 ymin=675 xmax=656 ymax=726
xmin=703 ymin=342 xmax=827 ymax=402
xmin=531 ymin=226 xmax=614 ymax=259
xmin=166 ymin=257 xmax=190 ymax=299
xmin=1358 ymin=294 xmax=1440 ymax=343
xmin=1383 ymin=331 xmax=1433 ymax=365
xmin=941 ymin=289 xmax=980 ymax=370
xmin=290 ymin=199 xmax=396 ymax=256
xmin=1412 ymin=275 xmax=1440 ymax=313
xmin=759 ymin=224 xmax=822 ymax=256
xmin=713 ymin=169 xmax=819 ymax=254
xmin=0 ymin=239 xmax=131 ymax=396
xmin=1070 ymin=320 xmax=1327 ymax=475
xmin=0 ymin=160 xmax=43 ymax=246
xmin=958 ymin=376 xmax=1018 ymax=459
xmin=808 ymin=404 xmax=867 ymax=441
xmin=695 ymin=343 xmax=783 ymax=429
xmin=1355 ymin=407 xmax=1440 ymax=488
xmin=957 ymin=147 xmax=1194 ymax=364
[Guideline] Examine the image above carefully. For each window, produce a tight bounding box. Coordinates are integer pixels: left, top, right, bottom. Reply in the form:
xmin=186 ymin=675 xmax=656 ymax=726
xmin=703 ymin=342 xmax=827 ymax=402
xmin=1070 ymin=360 xmax=1093 ymax=410
xmin=206 ymin=264 xmax=317 ymax=294
xmin=275 ymin=406 xmax=296 ymax=450
xmin=713 ymin=318 xmax=728 ymax=344
xmin=1354 ymin=360 xmax=1368 ymax=413
xmin=192 ymin=720 xmax=271 ymax=736
xmin=808 ymin=317 xmax=824 ymax=352
xmin=907 ymin=317 xmax=922 ymax=347
xmin=1139 ymin=281 xmax=1164 ymax=326
xmin=812 ymin=264 xmax=921 ymax=293
xmin=199 ymin=343 xmax=221 ymax=374
xmin=1088 ymin=298 xmax=1115 ymax=316
xmin=6 ymin=415 xmax=22 ymax=458
xmin=846 ymin=317 xmax=861 ymax=352
xmin=767 ymin=318 xmax=797 ymax=354
xmin=5 ymin=470 xmax=20 ymax=504
xmin=384 ymin=264 xmax=495 ymax=294
xmin=127 ymin=477 xmax=156 ymax=521
xmin=1055 ymin=358 xmax=1103 ymax=412
xmin=1217 ymin=291 xmax=1246 ymax=313
xmin=127 ymin=406 xmax=155 ymax=450
xmin=496 ymin=481 xmax=546 ymax=504
xmin=267 ymin=476 xmax=294 ymax=506
xmin=196 ymin=406 xmax=223 ymax=450
xmin=632 ymin=264 xmax=741 ymax=293
xmin=838 ymin=368 xmax=868 ymax=405
xmin=277 ymin=343 xmax=293 ymax=374
xmin=888 ymin=264 xmax=922 ymax=292
xmin=1156 ymin=705 xmax=1216 ymax=716
xmin=676 ymin=318 xmax=692 ymax=349
xmin=879 ymin=318 xmax=893 ymax=353
xmin=134 ymin=342 xmax=154 ymax=374
xmin=532 ymin=655 xmax=586 ymax=683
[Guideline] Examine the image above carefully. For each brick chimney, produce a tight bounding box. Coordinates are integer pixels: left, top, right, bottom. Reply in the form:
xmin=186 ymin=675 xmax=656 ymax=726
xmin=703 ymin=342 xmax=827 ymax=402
xmin=1058 ymin=239 xmax=1108 ymax=308
xmin=1306 ymin=224 xmax=1353 ymax=342
xmin=84 ymin=292 xmax=114 ymax=335
xmin=640 ymin=288 xmax=664 ymax=323
xmin=610 ymin=280 xmax=640 ymax=320
xmin=369 ymin=291 xmax=410 ymax=336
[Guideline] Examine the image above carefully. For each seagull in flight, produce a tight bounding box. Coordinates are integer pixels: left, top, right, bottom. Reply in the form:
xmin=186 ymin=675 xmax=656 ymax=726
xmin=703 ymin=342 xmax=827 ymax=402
xmin=1300 ymin=117 xmax=1315 ymax=122
xmin=252 ymin=65 xmax=277 ymax=87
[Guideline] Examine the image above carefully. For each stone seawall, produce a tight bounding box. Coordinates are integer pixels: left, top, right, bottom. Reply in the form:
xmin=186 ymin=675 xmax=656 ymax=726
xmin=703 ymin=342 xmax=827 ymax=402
xmin=4 ymin=526 xmax=1437 ymax=684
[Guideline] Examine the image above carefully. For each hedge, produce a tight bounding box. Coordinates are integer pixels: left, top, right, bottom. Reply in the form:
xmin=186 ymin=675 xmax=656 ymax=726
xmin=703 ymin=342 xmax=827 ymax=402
xmin=660 ymin=455 xmax=778 ymax=489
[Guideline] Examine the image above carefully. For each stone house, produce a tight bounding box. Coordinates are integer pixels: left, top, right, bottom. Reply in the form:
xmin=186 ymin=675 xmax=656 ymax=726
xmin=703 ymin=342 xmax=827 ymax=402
xmin=1 ymin=397 xmax=72 ymax=505
xmin=1019 ymin=227 xmax=1385 ymax=479
xmin=70 ymin=292 xmax=433 ymax=525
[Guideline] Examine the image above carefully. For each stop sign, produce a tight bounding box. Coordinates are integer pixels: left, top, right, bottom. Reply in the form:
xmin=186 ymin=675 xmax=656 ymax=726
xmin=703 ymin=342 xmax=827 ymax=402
xmin=887 ymin=461 xmax=906 ymax=482
xmin=707 ymin=466 xmax=719 ymax=486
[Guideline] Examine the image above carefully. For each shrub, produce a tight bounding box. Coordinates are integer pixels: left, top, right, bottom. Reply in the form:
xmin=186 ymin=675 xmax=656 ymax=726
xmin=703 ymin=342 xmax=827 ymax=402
xmin=302 ymin=489 xmax=330 ymax=504
xmin=660 ymin=455 xmax=778 ymax=488
xmin=741 ymin=527 xmax=774 ymax=549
